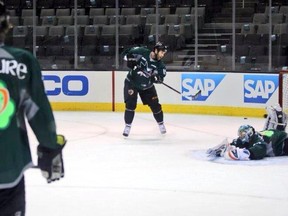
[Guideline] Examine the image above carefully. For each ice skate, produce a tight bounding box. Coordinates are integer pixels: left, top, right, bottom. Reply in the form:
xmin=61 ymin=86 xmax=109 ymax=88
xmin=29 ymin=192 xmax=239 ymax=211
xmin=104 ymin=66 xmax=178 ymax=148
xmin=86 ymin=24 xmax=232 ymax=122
xmin=122 ymin=124 xmax=131 ymax=137
xmin=158 ymin=122 xmax=166 ymax=134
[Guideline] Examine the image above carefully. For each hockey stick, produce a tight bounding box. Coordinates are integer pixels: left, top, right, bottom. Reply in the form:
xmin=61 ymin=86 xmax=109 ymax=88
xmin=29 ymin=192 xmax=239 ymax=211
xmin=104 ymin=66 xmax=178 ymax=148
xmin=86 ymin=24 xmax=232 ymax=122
xmin=161 ymin=82 xmax=181 ymax=94
xmin=161 ymin=82 xmax=201 ymax=100
xmin=191 ymin=89 xmax=201 ymax=100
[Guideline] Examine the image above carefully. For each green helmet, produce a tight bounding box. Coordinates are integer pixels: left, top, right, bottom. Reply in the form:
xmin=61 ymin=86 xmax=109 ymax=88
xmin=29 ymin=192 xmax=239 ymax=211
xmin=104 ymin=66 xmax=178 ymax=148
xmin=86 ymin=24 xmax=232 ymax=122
xmin=238 ymin=125 xmax=255 ymax=142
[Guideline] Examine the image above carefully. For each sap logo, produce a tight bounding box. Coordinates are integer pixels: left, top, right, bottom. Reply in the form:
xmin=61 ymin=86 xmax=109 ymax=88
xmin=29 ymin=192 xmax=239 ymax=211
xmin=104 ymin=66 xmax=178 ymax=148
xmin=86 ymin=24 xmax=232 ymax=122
xmin=244 ymin=75 xmax=278 ymax=103
xmin=43 ymin=75 xmax=89 ymax=96
xmin=181 ymin=73 xmax=225 ymax=101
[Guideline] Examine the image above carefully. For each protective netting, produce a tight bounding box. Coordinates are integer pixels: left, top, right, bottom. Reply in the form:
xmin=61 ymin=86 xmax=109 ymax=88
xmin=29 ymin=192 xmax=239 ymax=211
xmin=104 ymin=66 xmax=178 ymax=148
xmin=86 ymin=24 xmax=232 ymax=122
xmin=281 ymin=72 xmax=288 ymax=115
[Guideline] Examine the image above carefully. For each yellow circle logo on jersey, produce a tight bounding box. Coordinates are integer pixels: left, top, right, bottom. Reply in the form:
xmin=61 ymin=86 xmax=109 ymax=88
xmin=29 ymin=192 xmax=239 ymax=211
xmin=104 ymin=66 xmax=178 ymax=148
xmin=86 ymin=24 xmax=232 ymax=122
xmin=0 ymin=81 xmax=15 ymax=129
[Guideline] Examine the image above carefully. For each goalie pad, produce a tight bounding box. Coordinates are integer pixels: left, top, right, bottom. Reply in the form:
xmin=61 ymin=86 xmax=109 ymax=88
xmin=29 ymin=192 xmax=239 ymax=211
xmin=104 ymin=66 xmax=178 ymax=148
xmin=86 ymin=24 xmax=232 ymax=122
xmin=263 ymin=104 xmax=287 ymax=131
xmin=224 ymin=146 xmax=250 ymax=161
xmin=206 ymin=138 xmax=230 ymax=158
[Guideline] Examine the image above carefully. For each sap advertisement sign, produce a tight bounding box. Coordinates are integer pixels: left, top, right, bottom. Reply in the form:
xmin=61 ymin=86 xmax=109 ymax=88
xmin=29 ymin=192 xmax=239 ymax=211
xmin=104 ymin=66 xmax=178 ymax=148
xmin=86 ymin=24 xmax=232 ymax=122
xmin=181 ymin=73 xmax=226 ymax=101
xmin=244 ymin=74 xmax=278 ymax=104
xmin=181 ymin=73 xmax=278 ymax=105
xmin=41 ymin=71 xmax=279 ymax=110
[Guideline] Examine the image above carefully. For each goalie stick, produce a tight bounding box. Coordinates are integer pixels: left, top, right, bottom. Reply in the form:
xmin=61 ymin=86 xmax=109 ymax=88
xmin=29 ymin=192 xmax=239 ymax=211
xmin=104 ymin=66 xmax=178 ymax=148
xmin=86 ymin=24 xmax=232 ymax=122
xmin=161 ymin=82 xmax=201 ymax=100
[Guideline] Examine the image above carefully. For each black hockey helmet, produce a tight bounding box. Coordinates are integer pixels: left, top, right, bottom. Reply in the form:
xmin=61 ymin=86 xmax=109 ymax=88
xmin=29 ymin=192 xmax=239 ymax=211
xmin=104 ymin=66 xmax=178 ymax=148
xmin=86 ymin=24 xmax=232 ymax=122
xmin=153 ymin=42 xmax=168 ymax=52
xmin=0 ymin=1 xmax=10 ymax=32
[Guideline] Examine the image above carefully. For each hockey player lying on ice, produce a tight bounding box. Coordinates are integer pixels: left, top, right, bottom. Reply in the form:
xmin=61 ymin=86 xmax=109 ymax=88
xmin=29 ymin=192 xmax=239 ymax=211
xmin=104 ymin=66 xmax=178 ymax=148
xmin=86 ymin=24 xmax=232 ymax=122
xmin=207 ymin=104 xmax=288 ymax=161
xmin=207 ymin=125 xmax=288 ymax=160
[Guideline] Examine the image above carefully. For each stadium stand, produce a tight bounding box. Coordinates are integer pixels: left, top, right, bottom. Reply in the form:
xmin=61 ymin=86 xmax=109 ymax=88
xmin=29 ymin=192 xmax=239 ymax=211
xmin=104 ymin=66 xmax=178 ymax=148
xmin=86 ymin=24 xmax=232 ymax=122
xmin=4 ymin=0 xmax=288 ymax=71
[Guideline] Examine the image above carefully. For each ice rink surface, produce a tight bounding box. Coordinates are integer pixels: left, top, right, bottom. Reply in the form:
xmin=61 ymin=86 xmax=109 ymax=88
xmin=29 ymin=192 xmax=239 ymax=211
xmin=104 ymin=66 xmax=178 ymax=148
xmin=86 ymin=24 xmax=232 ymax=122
xmin=25 ymin=111 xmax=288 ymax=216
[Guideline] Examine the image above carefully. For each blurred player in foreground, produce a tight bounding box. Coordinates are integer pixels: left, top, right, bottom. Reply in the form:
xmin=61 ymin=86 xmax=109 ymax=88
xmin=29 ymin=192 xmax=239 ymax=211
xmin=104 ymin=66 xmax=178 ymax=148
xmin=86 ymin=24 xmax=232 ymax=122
xmin=0 ymin=2 xmax=66 ymax=215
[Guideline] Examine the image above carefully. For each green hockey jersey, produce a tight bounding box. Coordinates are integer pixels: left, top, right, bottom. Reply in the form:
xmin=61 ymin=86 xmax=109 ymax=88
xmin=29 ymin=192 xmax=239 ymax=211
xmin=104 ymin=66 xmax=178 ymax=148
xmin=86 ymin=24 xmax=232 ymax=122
xmin=231 ymin=132 xmax=267 ymax=160
xmin=231 ymin=129 xmax=287 ymax=159
xmin=260 ymin=129 xmax=287 ymax=156
xmin=123 ymin=46 xmax=166 ymax=90
xmin=0 ymin=45 xmax=58 ymax=189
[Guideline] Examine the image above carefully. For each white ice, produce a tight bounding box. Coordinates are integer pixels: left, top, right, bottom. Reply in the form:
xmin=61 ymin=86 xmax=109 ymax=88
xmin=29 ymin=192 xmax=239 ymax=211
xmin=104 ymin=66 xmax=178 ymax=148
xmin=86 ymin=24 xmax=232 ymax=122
xmin=25 ymin=111 xmax=288 ymax=216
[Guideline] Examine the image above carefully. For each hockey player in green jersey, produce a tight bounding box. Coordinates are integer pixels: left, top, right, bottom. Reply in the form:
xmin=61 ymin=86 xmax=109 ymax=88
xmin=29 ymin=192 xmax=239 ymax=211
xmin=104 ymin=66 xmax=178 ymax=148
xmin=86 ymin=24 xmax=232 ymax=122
xmin=207 ymin=125 xmax=288 ymax=160
xmin=207 ymin=105 xmax=288 ymax=160
xmin=224 ymin=125 xmax=269 ymax=160
xmin=122 ymin=42 xmax=168 ymax=137
xmin=0 ymin=2 xmax=66 ymax=215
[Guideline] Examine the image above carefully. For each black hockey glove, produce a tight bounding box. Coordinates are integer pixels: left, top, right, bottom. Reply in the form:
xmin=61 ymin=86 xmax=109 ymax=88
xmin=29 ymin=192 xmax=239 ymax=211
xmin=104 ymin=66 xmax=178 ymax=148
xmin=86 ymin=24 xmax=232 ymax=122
xmin=152 ymin=75 xmax=163 ymax=84
xmin=231 ymin=138 xmax=244 ymax=147
xmin=37 ymin=135 xmax=66 ymax=183
xmin=125 ymin=53 xmax=137 ymax=69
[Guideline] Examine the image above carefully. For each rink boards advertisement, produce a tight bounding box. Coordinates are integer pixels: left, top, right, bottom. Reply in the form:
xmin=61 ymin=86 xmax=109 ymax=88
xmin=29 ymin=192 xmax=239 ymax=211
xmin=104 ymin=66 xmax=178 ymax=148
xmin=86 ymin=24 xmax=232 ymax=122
xmin=42 ymin=71 xmax=279 ymax=117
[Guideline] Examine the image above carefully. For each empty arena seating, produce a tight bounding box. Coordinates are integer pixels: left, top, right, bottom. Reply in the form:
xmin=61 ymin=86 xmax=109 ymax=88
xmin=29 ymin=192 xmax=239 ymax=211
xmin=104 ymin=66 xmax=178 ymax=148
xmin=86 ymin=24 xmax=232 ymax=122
xmin=4 ymin=0 xmax=288 ymax=71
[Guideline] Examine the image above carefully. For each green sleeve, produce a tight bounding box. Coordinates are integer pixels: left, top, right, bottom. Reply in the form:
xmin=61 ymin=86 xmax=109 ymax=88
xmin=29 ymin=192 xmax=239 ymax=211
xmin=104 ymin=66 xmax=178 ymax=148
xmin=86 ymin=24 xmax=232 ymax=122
xmin=261 ymin=130 xmax=287 ymax=156
xmin=270 ymin=130 xmax=287 ymax=156
xmin=157 ymin=61 xmax=167 ymax=79
xmin=127 ymin=46 xmax=149 ymax=55
xmin=26 ymin=53 xmax=58 ymax=149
